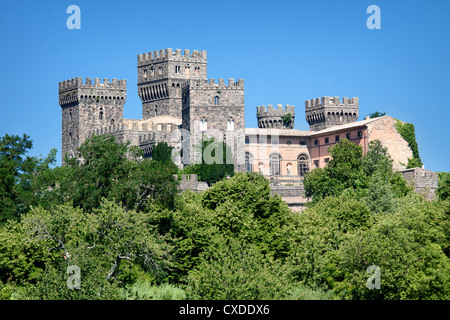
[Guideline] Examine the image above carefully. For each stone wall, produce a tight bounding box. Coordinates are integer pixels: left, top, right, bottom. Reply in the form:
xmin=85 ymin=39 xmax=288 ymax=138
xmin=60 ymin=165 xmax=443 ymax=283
xmin=400 ymin=167 xmax=438 ymax=199
xmin=366 ymin=116 xmax=413 ymax=171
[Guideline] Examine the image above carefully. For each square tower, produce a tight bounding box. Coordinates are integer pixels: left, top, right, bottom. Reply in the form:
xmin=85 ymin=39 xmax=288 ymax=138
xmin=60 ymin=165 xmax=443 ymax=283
xmin=137 ymin=49 xmax=207 ymax=119
xmin=181 ymin=78 xmax=245 ymax=171
xmin=58 ymin=77 xmax=126 ymax=163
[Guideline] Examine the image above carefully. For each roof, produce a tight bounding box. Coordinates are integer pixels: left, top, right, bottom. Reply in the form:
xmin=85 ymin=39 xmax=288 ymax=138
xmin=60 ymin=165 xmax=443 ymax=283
xmin=245 ymin=115 xmax=393 ymax=137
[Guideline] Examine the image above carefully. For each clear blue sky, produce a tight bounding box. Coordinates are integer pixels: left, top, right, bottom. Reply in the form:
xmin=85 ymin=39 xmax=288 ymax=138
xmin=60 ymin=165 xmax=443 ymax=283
xmin=0 ymin=0 xmax=449 ymax=172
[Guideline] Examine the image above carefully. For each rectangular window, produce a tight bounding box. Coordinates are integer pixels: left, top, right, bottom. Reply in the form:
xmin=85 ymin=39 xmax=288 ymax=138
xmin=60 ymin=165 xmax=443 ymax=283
xmin=335 ymin=135 xmax=340 ymax=142
xmin=346 ymin=132 xmax=351 ymax=139
xmin=299 ymin=140 xmax=306 ymax=146
xmin=314 ymin=139 xmax=319 ymax=146
xmin=357 ymin=130 xmax=362 ymax=138
xmin=325 ymin=137 xmax=329 ymax=144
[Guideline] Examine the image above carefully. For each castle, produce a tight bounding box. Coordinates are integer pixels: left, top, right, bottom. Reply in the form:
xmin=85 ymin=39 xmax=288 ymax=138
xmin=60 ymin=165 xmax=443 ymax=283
xmin=59 ymin=48 xmax=438 ymax=209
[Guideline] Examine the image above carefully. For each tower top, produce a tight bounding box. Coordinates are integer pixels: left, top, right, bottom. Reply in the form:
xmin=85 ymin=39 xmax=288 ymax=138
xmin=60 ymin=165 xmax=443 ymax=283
xmin=58 ymin=77 xmax=127 ymax=107
xmin=257 ymin=104 xmax=295 ymax=129
xmin=137 ymin=48 xmax=207 ymax=67
xmin=305 ymin=96 xmax=359 ymax=131
xmin=59 ymin=77 xmax=126 ymax=93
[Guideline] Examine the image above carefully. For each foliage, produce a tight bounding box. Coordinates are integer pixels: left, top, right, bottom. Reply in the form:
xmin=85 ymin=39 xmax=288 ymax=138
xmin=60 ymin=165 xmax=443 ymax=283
xmin=436 ymin=172 xmax=450 ymax=201
xmin=180 ymin=137 xmax=234 ymax=186
xmin=12 ymin=200 xmax=172 ymax=299
xmin=304 ymin=139 xmax=366 ymax=200
xmin=121 ymin=281 xmax=186 ymax=300
xmin=288 ymin=284 xmax=335 ymax=300
xmin=368 ymin=111 xmax=386 ymax=118
xmin=281 ymin=113 xmax=293 ymax=126
xmin=152 ymin=141 xmax=178 ymax=174
xmin=186 ymin=239 xmax=292 ymax=300
xmin=325 ymin=198 xmax=449 ymax=299
xmin=394 ymin=121 xmax=422 ymax=168
xmin=0 ymin=133 xmax=57 ymax=224
xmin=38 ymin=134 xmax=178 ymax=212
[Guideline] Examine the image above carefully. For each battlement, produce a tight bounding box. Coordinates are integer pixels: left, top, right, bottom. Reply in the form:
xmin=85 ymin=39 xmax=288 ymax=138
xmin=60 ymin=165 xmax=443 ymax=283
xmin=89 ymin=123 xmax=126 ymax=136
xmin=257 ymin=104 xmax=295 ymax=115
xmin=137 ymin=48 xmax=207 ymax=66
xmin=184 ymin=78 xmax=244 ymax=90
xmin=305 ymin=96 xmax=358 ymax=109
xmin=59 ymin=77 xmax=127 ymax=92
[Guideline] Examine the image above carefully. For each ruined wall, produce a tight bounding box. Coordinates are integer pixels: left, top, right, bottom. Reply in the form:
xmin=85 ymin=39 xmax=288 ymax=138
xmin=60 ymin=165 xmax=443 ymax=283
xmin=366 ymin=116 xmax=413 ymax=171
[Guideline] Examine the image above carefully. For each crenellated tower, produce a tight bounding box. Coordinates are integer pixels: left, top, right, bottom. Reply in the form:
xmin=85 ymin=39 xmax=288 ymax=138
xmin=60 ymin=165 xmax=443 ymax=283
xmin=305 ymin=96 xmax=359 ymax=131
xmin=181 ymin=78 xmax=245 ymax=170
xmin=58 ymin=77 xmax=127 ymax=163
xmin=257 ymin=104 xmax=295 ymax=129
xmin=137 ymin=48 xmax=207 ymax=119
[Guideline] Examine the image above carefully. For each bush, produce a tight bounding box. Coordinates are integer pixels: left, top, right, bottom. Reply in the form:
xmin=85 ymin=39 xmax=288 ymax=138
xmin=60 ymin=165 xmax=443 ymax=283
xmin=122 ymin=281 xmax=186 ymax=300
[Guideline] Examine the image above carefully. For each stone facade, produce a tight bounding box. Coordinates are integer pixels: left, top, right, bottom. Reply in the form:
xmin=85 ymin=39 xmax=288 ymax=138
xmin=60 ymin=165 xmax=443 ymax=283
xmin=181 ymin=78 xmax=245 ymax=170
xmin=137 ymin=49 xmax=207 ymax=119
xmin=399 ymin=168 xmax=438 ymax=199
xmin=59 ymin=77 xmax=126 ymax=163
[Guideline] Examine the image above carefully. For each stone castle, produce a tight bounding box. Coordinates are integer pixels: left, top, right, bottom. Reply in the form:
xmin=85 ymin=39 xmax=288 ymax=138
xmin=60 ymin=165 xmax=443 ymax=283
xmin=59 ymin=48 xmax=438 ymax=209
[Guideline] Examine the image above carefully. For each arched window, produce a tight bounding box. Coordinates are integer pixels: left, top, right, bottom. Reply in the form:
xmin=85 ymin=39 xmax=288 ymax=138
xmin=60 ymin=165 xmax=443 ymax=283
xmin=227 ymin=119 xmax=235 ymax=131
xmin=214 ymin=96 xmax=219 ymax=105
xmin=99 ymin=108 xmax=103 ymax=120
xmin=185 ymin=66 xmax=190 ymax=75
xmin=110 ymin=119 xmax=115 ymax=126
xmin=200 ymin=119 xmax=207 ymax=131
xmin=269 ymin=153 xmax=281 ymax=176
xmin=297 ymin=154 xmax=309 ymax=176
xmin=155 ymin=105 xmax=158 ymax=116
xmin=69 ymin=132 xmax=73 ymax=143
xmin=69 ymin=110 xmax=73 ymax=121
xmin=245 ymin=152 xmax=254 ymax=173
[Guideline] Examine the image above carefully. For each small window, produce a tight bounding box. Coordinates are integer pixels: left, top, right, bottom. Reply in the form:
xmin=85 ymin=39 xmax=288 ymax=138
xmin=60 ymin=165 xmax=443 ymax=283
xmin=325 ymin=137 xmax=329 ymax=144
xmin=325 ymin=158 xmax=330 ymax=163
xmin=214 ymin=96 xmax=219 ymax=105
xmin=299 ymin=140 xmax=306 ymax=146
xmin=245 ymin=137 xmax=250 ymax=144
xmin=314 ymin=160 xmax=319 ymax=168
xmin=99 ymin=109 xmax=103 ymax=120
xmin=314 ymin=139 xmax=319 ymax=146
xmin=346 ymin=132 xmax=351 ymax=139
xmin=357 ymin=130 xmax=362 ymax=138
xmin=287 ymin=140 xmax=292 ymax=146
xmin=157 ymin=124 xmax=162 ymax=131
xmin=110 ymin=119 xmax=114 ymax=126
xmin=335 ymin=135 xmax=340 ymax=142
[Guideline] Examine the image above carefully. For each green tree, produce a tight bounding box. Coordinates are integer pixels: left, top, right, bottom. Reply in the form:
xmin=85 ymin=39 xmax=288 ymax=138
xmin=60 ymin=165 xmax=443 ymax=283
xmin=43 ymin=134 xmax=178 ymax=212
xmin=437 ymin=172 xmax=450 ymax=200
xmin=15 ymin=200 xmax=172 ymax=299
xmin=186 ymin=238 xmax=292 ymax=300
xmin=181 ymin=137 xmax=234 ymax=186
xmin=304 ymin=139 xmax=366 ymax=201
xmin=152 ymin=141 xmax=178 ymax=174
xmin=325 ymin=197 xmax=450 ymax=299
xmin=0 ymin=133 xmax=57 ymax=224
xmin=368 ymin=111 xmax=386 ymax=118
